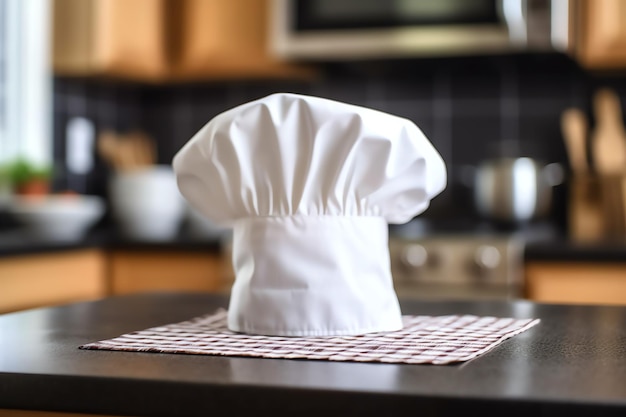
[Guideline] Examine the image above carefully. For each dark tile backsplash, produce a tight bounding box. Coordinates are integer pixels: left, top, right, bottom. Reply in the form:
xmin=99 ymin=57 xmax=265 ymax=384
xmin=51 ymin=52 xmax=626 ymax=232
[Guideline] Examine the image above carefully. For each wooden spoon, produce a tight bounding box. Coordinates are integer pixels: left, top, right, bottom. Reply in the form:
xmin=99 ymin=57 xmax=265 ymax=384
xmin=561 ymin=107 xmax=604 ymax=241
xmin=592 ymin=88 xmax=626 ymax=237
xmin=97 ymin=131 xmax=122 ymax=171
xmin=592 ymin=88 xmax=626 ymax=175
xmin=561 ymin=108 xmax=589 ymax=174
xmin=117 ymin=137 xmax=138 ymax=171
xmin=130 ymin=132 xmax=157 ymax=167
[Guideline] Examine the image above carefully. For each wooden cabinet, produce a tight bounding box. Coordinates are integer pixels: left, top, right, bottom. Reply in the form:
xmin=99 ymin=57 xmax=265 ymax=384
xmin=108 ymin=250 xmax=228 ymax=295
xmin=52 ymin=0 xmax=313 ymax=82
xmin=525 ymin=261 xmax=626 ymax=305
xmin=52 ymin=0 xmax=169 ymax=80
xmin=0 ymin=248 xmax=229 ymax=313
xmin=0 ymin=249 xmax=107 ymax=313
xmin=572 ymin=0 xmax=626 ymax=69
xmin=170 ymin=0 xmax=312 ymax=80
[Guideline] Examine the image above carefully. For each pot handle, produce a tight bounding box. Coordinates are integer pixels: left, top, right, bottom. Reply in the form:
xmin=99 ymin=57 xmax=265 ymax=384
xmin=543 ymin=162 xmax=565 ymax=186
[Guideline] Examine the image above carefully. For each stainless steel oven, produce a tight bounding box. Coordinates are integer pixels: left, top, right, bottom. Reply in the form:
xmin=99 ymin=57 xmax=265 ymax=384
xmin=389 ymin=234 xmax=525 ymax=301
xmin=388 ymin=220 xmax=556 ymax=301
xmin=270 ymin=0 xmax=571 ymax=60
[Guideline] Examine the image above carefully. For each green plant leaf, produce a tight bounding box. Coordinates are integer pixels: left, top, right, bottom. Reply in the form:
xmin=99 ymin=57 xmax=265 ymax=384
xmin=1 ymin=158 xmax=52 ymax=186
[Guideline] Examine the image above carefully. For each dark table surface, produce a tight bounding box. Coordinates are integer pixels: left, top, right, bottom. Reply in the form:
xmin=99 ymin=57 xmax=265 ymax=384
xmin=1 ymin=292 xmax=626 ymax=417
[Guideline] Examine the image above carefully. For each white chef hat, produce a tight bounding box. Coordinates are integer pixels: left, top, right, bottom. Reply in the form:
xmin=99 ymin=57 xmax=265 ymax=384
xmin=173 ymin=93 xmax=446 ymax=337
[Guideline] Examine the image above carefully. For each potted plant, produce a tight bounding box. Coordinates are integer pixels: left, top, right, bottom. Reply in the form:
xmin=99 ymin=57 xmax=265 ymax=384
xmin=1 ymin=158 xmax=52 ymax=196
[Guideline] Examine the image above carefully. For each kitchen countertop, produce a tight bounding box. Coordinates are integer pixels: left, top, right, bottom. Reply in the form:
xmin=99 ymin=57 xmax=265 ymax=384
xmin=523 ymin=238 xmax=626 ymax=262
xmin=2 ymin=223 xmax=626 ymax=262
xmin=0 ymin=227 xmax=223 ymax=257
xmin=1 ymin=292 xmax=625 ymax=416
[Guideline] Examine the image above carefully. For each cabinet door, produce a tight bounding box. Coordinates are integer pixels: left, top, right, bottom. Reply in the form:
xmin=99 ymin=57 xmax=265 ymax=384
xmin=0 ymin=249 xmax=107 ymax=313
xmin=525 ymin=261 xmax=626 ymax=305
xmin=52 ymin=0 xmax=312 ymax=81
xmin=171 ymin=0 xmax=313 ymax=80
xmin=53 ymin=0 xmax=169 ymax=80
xmin=574 ymin=0 xmax=626 ymax=69
xmin=109 ymin=251 xmax=226 ymax=295
xmin=52 ymin=0 xmax=93 ymax=74
xmin=93 ymin=0 xmax=169 ymax=79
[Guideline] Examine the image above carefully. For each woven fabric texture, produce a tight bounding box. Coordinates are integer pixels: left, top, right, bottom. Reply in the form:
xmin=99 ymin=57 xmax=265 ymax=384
xmin=80 ymin=309 xmax=539 ymax=365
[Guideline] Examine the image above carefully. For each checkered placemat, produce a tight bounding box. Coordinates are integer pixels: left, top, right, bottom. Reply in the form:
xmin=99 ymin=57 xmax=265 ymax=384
xmin=79 ymin=309 xmax=539 ymax=365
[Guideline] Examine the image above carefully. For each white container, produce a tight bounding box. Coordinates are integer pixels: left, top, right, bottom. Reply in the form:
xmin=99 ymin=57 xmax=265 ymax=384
xmin=109 ymin=165 xmax=185 ymax=241
xmin=8 ymin=195 xmax=105 ymax=241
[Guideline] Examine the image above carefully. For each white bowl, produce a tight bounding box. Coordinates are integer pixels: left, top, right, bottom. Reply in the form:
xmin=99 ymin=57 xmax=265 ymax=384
xmin=108 ymin=165 xmax=185 ymax=241
xmin=8 ymin=194 xmax=105 ymax=240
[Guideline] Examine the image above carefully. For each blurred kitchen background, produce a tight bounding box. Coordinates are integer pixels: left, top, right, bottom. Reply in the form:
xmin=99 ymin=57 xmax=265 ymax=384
xmin=3 ymin=0 xmax=626 ymax=313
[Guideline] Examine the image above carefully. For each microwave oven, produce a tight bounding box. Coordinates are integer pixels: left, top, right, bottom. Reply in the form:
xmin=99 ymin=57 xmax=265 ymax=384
xmin=269 ymin=0 xmax=571 ymax=60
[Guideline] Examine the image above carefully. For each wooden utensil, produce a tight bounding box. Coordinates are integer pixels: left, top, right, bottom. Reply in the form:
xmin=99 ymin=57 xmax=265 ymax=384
xmin=592 ymin=88 xmax=626 ymax=175
xmin=592 ymin=88 xmax=626 ymax=238
xmin=128 ymin=131 xmax=157 ymax=167
xmin=561 ymin=108 xmax=589 ymax=174
xmin=622 ymin=178 xmax=626 ymax=235
xmin=97 ymin=131 xmax=122 ymax=171
xmin=97 ymin=130 xmax=157 ymax=172
xmin=116 ymin=137 xmax=138 ymax=171
xmin=561 ymin=107 xmax=604 ymax=242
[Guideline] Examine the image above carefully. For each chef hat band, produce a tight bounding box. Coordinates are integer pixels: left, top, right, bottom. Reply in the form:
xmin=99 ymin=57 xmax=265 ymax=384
xmin=228 ymin=215 xmax=402 ymax=336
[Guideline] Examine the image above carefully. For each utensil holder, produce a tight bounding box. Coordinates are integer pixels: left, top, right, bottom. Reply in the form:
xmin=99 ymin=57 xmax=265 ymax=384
xmin=569 ymin=174 xmax=626 ymax=242
xmin=600 ymin=173 xmax=626 ymax=240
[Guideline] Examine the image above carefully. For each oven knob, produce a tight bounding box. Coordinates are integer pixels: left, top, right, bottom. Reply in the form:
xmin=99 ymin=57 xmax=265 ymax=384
xmin=473 ymin=245 xmax=501 ymax=272
xmin=400 ymin=244 xmax=428 ymax=269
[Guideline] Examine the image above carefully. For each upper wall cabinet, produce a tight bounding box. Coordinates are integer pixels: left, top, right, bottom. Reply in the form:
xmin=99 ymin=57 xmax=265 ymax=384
xmin=53 ymin=0 xmax=168 ymax=80
xmin=52 ymin=0 xmax=313 ymax=82
xmin=572 ymin=0 xmax=626 ymax=70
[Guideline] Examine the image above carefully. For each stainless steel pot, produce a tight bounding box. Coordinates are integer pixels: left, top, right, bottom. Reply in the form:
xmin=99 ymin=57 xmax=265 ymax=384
xmin=472 ymin=157 xmax=563 ymax=224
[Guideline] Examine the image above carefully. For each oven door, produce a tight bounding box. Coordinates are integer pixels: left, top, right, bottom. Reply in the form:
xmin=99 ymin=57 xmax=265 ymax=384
xmin=389 ymin=235 xmax=525 ymax=301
